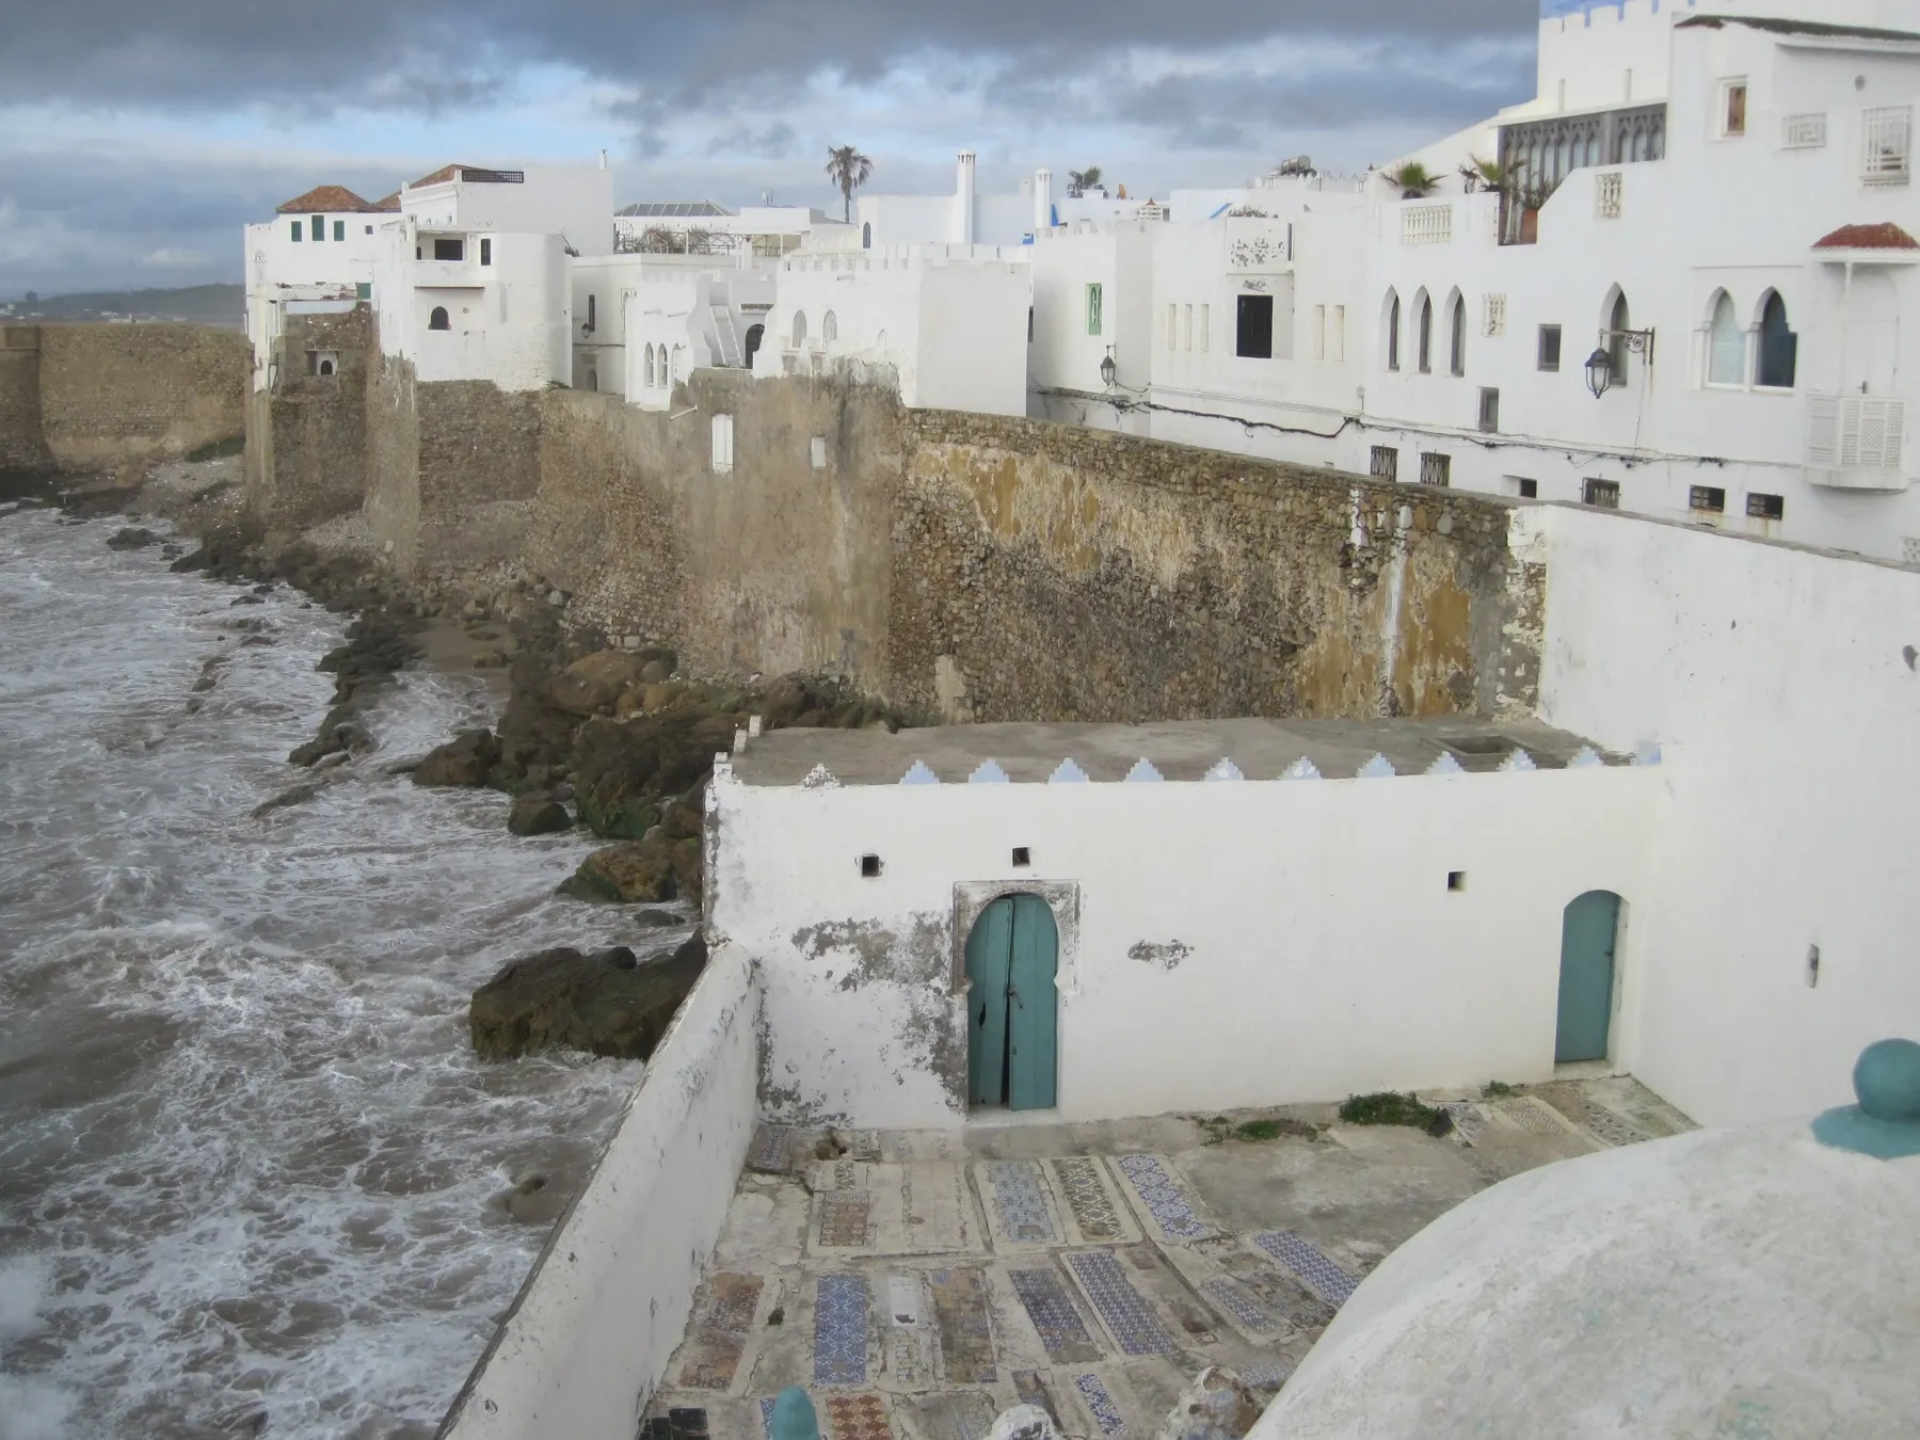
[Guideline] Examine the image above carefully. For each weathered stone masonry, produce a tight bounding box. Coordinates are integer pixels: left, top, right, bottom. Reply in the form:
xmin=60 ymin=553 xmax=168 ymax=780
xmin=248 ymin=308 xmax=371 ymax=531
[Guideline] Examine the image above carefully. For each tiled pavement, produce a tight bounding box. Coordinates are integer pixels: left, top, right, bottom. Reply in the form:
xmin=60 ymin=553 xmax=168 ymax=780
xmin=645 ymin=1076 xmax=1693 ymax=1440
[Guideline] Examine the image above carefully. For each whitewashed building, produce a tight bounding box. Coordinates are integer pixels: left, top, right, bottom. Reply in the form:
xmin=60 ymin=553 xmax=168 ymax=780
xmin=858 ymin=152 xmax=1138 ymax=251
xmin=613 ymin=200 xmax=851 ymax=259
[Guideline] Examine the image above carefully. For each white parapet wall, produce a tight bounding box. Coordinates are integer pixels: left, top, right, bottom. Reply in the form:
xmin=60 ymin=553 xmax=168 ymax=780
xmin=712 ymin=753 xmax=1657 ymax=1129
xmin=438 ymin=943 xmax=761 ymax=1440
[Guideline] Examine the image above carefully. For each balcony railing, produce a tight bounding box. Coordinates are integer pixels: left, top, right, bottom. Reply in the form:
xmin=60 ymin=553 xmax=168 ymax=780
xmin=1807 ymin=394 xmax=1909 ymax=489
xmin=1497 ymin=103 xmax=1665 ymax=244
xmin=1400 ymin=204 xmax=1453 ymax=245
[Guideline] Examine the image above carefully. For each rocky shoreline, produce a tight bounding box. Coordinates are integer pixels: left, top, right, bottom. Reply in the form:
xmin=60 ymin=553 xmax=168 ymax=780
xmin=7 ymin=455 xmax=920 ymax=1064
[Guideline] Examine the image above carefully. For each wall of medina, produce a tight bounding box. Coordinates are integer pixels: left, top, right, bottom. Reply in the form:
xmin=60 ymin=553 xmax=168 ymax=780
xmin=1527 ymin=503 xmax=1920 ymax=1127
xmin=711 ymin=758 xmax=1656 ymax=1129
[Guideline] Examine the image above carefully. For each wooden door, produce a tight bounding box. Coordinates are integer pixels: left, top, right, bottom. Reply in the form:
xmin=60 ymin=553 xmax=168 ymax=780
xmin=1555 ymin=891 xmax=1621 ymax=1064
xmin=965 ymin=895 xmax=1059 ymax=1110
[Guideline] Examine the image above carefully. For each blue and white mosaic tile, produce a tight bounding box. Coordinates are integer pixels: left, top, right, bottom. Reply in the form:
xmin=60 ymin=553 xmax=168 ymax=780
xmin=1281 ymin=757 xmax=1321 ymax=781
xmin=968 ymin=759 xmax=1011 ymax=784
xmin=1200 ymin=1275 xmax=1277 ymax=1334
xmin=1568 ymin=745 xmax=1604 ymax=769
xmin=747 ymin=1123 xmax=792 ymax=1174
xmin=814 ymin=1274 xmax=871 ymax=1386
xmin=1049 ymin=758 xmax=1091 ymax=783
xmin=1065 ymin=1251 xmax=1177 ymax=1355
xmin=1497 ymin=748 xmax=1536 ymax=773
xmin=1113 ymin=1155 xmax=1207 ymax=1240
xmin=1204 ymin=758 xmax=1245 ymax=782
xmin=900 ymin=760 xmax=941 ymax=785
xmin=801 ymin=763 xmax=841 ymax=789
xmin=761 ymin=1398 xmax=778 ymax=1438
xmin=1252 ymin=1232 xmax=1357 ymax=1307
xmin=1124 ymin=758 xmax=1164 ymax=783
xmin=1356 ymin=754 xmax=1395 ymax=778
xmin=1242 ymin=1363 xmax=1292 ymax=1390
xmin=986 ymin=1161 xmax=1058 ymax=1244
xmin=1633 ymin=742 xmax=1663 ymax=767
xmin=1073 ymin=1374 xmax=1127 ymax=1436
xmin=1425 ymin=752 xmax=1464 ymax=776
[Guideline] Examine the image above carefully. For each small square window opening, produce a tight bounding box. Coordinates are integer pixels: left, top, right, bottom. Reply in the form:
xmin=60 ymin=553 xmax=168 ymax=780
xmin=1447 ymin=871 xmax=1467 ymax=892
xmin=1514 ymin=477 xmax=1539 ymax=499
xmin=480 ymin=237 xmax=492 ymax=266
xmin=1011 ymin=847 xmax=1032 ymax=868
xmin=859 ymin=854 xmax=882 ymax=878
xmin=1721 ymin=79 xmax=1749 ymax=137
xmin=1584 ymin=478 xmax=1622 ymax=509
xmin=1538 ymin=324 xmax=1563 ymax=372
xmin=1478 ymin=387 xmax=1500 ymax=434
xmin=1369 ymin=445 xmax=1399 ymax=483
xmin=1689 ymin=485 xmax=1727 ymax=513
xmin=1747 ymin=492 xmax=1785 ymax=520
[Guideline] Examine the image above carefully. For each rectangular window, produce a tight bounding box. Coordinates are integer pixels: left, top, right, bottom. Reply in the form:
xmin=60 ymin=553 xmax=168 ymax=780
xmin=1478 ymin=387 xmax=1500 ymax=434
xmin=1511 ymin=477 xmax=1539 ymax=499
xmin=1182 ymin=304 xmax=1193 ymax=351
xmin=586 ymin=294 xmax=596 ymax=333
xmin=1583 ymin=478 xmax=1622 ymax=509
xmin=433 ymin=237 xmax=464 ymax=262
xmin=1086 ymin=283 xmax=1103 ymax=336
xmin=1200 ymin=304 xmax=1211 ymax=353
xmin=311 ymin=215 xmax=324 ymax=241
xmin=291 ymin=221 xmax=302 ymax=242
xmin=1862 ymin=106 xmax=1913 ymax=184
xmin=355 ymin=281 xmax=372 ymax=300
xmin=1419 ymin=452 xmax=1452 ymax=487
xmin=1689 ymin=485 xmax=1727 ymax=513
xmin=1235 ymin=293 xmax=1275 ymax=359
xmin=1369 ymin=445 xmax=1399 ymax=482
xmin=365 ymin=224 xmax=374 ymax=235
xmin=1538 ymin=324 xmax=1563 ymax=372
xmin=480 ymin=237 xmax=492 ymax=266
xmin=1330 ymin=305 xmax=1345 ymax=361
xmin=1721 ymin=79 xmax=1748 ymax=137
xmin=810 ymin=436 xmax=828 ymax=470
xmin=711 ymin=414 xmax=735 ymax=473
xmin=1747 ymin=491 xmax=1785 ymax=520
xmin=333 ymin=220 xmax=345 ymax=241
xmin=1312 ymin=304 xmax=1326 ymax=361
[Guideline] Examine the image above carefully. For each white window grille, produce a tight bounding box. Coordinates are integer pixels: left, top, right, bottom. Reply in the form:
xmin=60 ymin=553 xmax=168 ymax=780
xmin=711 ymin=414 xmax=735 ymax=473
xmin=1807 ymin=395 xmax=1907 ymax=473
xmin=1862 ymin=106 xmax=1913 ymax=185
xmin=1400 ymin=204 xmax=1453 ymax=244
xmin=1902 ymin=537 xmax=1920 ymax=568
xmin=1782 ymin=113 xmax=1828 ymax=150
xmin=1595 ymin=171 xmax=1624 ymax=219
xmin=1482 ymin=294 xmax=1508 ymax=338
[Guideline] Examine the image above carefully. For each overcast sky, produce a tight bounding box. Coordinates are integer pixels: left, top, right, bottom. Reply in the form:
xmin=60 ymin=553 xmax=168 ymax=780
xmin=0 ymin=0 xmax=1541 ymax=297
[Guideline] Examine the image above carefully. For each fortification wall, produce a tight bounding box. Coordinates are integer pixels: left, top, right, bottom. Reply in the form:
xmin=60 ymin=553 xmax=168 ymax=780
xmin=35 ymin=323 xmax=246 ymax=468
xmin=363 ymin=348 xmax=421 ymax=570
xmin=253 ymin=309 xmax=371 ymax=531
xmin=416 ymin=381 xmax=543 ymax=576
xmin=0 ymin=327 xmax=50 ymax=473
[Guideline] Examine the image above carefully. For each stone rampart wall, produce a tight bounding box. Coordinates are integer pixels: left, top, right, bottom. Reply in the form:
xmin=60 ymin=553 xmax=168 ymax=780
xmin=33 ymin=323 xmax=247 ymax=468
xmin=253 ymin=309 xmax=371 ymax=531
xmin=0 ymin=327 xmax=49 ymax=473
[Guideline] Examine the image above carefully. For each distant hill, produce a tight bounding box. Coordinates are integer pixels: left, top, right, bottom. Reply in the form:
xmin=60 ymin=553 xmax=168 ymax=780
xmin=1 ymin=284 xmax=245 ymax=330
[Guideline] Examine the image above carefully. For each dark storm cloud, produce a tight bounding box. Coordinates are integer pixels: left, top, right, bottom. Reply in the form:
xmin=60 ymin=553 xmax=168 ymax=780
xmin=1 ymin=0 xmax=1538 ymax=111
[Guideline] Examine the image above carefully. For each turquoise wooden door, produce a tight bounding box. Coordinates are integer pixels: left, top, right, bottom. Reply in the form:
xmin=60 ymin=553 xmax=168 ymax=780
xmin=965 ymin=896 xmax=1059 ymax=1110
xmin=1555 ymin=891 xmax=1621 ymax=1063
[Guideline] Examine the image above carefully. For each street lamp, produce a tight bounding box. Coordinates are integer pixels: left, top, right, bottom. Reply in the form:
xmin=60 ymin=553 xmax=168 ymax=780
xmin=1584 ymin=346 xmax=1614 ymax=399
xmin=1586 ymin=328 xmax=1655 ymax=398
xmin=1099 ymin=346 xmax=1117 ymax=388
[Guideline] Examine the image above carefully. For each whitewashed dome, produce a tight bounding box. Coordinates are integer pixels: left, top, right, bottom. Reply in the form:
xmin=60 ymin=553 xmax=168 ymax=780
xmin=1251 ymin=1097 xmax=1920 ymax=1439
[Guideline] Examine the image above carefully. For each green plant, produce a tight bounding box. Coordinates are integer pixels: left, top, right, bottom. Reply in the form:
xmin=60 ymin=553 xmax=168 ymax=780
xmin=1382 ymin=161 xmax=1440 ymax=199
xmin=1483 ymin=1080 xmax=1515 ymax=1098
xmin=182 ymin=435 xmax=244 ymax=463
xmin=1339 ymin=1091 xmax=1441 ymax=1128
xmin=825 ymin=144 xmax=874 ymax=224
xmin=1234 ymin=1119 xmax=1284 ymax=1142
xmin=1458 ymin=156 xmax=1505 ymax=193
xmin=574 ymin=790 xmax=658 ymax=840
xmin=1067 ymin=166 xmax=1104 ymax=198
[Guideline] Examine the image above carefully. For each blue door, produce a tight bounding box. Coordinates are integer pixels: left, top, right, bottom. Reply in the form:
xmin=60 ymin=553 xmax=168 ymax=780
xmin=1555 ymin=891 xmax=1621 ymax=1063
xmin=965 ymin=895 xmax=1058 ymax=1110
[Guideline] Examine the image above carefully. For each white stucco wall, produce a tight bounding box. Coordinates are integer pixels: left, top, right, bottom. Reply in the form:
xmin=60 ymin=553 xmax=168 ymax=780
xmin=402 ymin=166 xmax=616 ymax=256
xmin=371 ymin=227 xmax=571 ymax=390
xmin=439 ymin=944 xmax=761 ymax=1440
xmin=1527 ymin=503 xmax=1920 ymax=1127
xmin=712 ymin=764 xmax=1655 ymax=1130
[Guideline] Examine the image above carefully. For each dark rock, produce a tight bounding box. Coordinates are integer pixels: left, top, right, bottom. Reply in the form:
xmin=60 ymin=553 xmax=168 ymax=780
xmin=412 ymin=729 xmax=502 ymax=787
xmin=169 ymin=546 xmax=211 ymax=573
xmin=288 ymin=733 xmax=345 ymax=767
xmin=106 ymin=527 xmax=161 ymax=550
xmin=508 ymin=795 xmax=572 ymax=836
xmin=467 ymin=935 xmax=708 ymax=1061
xmin=548 ymin=649 xmax=651 ymax=717
xmin=639 ymin=658 xmax=673 ymax=684
xmin=1424 ymin=1108 xmax=1456 ymax=1139
xmin=251 ymin=782 xmax=320 ymax=818
xmin=560 ymin=831 xmax=703 ymax=904
xmin=633 ymin=908 xmax=684 ymax=928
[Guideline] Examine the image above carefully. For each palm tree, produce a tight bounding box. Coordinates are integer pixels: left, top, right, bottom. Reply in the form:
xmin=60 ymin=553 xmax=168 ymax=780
xmin=1067 ymin=166 xmax=1103 ymax=198
xmin=1458 ymin=156 xmax=1505 ymax=193
xmin=825 ymin=145 xmax=873 ymax=224
xmin=1382 ymin=161 xmax=1440 ymax=199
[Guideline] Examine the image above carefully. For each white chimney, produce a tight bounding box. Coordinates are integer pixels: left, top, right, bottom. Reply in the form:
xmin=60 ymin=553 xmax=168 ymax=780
xmin=1033 ymin=168 xmax=1053 ymax=233
xmin=954 ymin=149 xmax=977 ymax=246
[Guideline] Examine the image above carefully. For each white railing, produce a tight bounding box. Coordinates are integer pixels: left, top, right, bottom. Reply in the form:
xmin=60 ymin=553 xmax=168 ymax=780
xmin=1401 ymin=203 xmax=1453 ymax=245
xmin=1862 ymin=106 xmax=1912 ymax=185
xmin=1782 ymin=113 xmax=1827 ymax=150
xmin=1807 ymin=394 xmax=1909 ymax=489
xmin=1595 ymin=171 xmax=1623 ymax=219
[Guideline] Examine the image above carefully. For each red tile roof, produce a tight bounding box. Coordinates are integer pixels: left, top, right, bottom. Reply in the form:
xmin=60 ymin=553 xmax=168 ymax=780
xmin=409 ymin=163 xmax=468 ymax=189
xmin=1814 ymin=222 xmax=1920 ymax=251
xmin=276 ymin=184 xmax=376 ymax=214
xmin=370 ymin=191 xmax=402 ymax=212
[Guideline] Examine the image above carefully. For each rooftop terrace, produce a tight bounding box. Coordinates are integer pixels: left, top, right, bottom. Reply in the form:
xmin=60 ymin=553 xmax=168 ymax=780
xmin=640 ymin=1076 xmax=1692 ymax=1440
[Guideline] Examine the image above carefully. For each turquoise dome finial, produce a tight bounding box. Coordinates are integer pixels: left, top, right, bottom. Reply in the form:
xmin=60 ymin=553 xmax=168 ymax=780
xmin=1812 ymin=1040 xmax=1920 ymax=1159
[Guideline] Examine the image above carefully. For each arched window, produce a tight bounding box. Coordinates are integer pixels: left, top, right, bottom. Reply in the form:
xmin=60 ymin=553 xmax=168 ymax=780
xmin=644 ymin=344 xmax=656 ymax=388
xmin=428 ymin=306 xmax=450 ymax=331
xmin=822 ymin=310 xmax=839 ymax=345
xmin=1448 ymin=291 xmax=1467 ymax=377
xmin=1417 ymin=291 xmax=1434 ymax=374
xmin=1385 ymin=290 xmax=1402 ymax=372
xmin=1756 ymin=291 xmax=1797 ymax=388
xmin=792 ymin=311 xmax=808 ymax=348
xmin=1707 ymin=292 xmax=1744 ymax=386
xmin=744 ymin=324 xmax=765 ymax=364
xmin=1607 ymin=290 xmax=1631 ymax=385
xmin=318 ymin=357 xmax=335 ymax=377
xmin=862 ymin=222 xmax=872 ymax=249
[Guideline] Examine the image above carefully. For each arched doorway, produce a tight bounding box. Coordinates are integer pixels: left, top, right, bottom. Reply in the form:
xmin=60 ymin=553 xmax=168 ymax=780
xmin=1555 ymin=891 xmax=1622 ymax=1063
xmin=743 ymin=323 xmax=765 ymax=366
xmin=964 ymin=894 xmax=1058 ymax=1110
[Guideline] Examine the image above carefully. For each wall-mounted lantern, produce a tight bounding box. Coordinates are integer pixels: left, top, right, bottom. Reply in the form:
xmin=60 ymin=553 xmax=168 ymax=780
xmin=1586 ymin=327 xmax=1655 ymax=398
xmin=1099 ymin=345 xmax=1117 ymax=388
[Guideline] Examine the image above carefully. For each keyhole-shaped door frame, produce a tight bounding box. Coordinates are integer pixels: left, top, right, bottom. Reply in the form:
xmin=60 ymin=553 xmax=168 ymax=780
xmin=952 ymin=881 xmax=1078 ymax=1114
